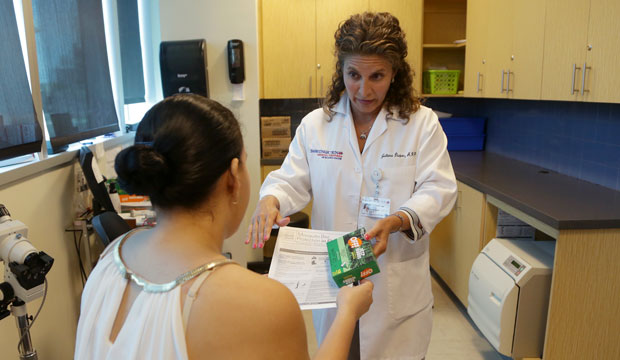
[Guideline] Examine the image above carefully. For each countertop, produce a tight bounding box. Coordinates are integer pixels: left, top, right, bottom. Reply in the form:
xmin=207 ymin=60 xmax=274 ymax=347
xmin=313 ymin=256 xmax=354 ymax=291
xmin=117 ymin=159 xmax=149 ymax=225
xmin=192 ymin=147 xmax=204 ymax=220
xmin=450 ymin=151 xmax=620 ymax=230
xmin=261 ymin=151 xmax=620 ymax=230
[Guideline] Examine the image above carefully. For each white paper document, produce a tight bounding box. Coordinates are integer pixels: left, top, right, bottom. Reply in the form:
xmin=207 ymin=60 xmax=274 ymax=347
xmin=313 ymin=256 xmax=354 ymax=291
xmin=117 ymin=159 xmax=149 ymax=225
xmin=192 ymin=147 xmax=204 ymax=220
xmin=268 ymin=226 xmax=346 ymax=310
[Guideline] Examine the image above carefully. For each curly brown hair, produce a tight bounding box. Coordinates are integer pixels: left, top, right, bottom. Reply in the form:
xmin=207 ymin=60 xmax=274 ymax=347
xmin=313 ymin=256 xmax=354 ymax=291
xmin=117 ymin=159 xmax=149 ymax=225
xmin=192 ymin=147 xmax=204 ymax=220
xmin=323 ymin=12 xmax=421 ymax=121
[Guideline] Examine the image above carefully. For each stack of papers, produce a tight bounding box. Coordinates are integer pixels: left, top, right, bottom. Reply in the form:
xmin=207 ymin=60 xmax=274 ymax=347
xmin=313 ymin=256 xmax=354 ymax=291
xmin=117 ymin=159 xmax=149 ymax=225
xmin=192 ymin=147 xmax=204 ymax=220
xmin=268 ymin=226 xmax=346 ymax=309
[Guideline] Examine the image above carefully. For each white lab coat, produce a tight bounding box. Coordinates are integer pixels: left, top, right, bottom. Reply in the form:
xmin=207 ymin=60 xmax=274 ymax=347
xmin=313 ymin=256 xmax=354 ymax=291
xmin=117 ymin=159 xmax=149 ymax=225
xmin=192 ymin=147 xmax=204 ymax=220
xmin=260 ymin=94 xmax=457 ymax=360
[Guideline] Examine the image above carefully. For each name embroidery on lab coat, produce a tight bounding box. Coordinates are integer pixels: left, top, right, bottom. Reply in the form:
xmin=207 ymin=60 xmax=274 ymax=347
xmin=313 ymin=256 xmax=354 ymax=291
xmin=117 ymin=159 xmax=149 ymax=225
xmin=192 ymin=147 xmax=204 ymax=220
xmin=380 ymin=151 xmax=416 ymax=159
xmin=310 ymin=149 xmax=343 ymax=160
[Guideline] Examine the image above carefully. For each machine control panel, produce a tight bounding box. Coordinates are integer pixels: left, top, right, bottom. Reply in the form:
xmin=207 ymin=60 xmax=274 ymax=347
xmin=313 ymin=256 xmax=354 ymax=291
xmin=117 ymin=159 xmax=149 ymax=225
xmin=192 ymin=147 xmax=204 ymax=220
xmin=503 ymin=255 xmax=527 ymax=276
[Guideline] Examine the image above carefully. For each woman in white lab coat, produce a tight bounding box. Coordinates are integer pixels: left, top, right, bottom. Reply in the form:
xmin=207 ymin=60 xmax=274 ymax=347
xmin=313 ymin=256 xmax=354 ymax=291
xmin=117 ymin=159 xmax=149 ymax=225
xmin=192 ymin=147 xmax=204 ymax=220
xmin=247 ymin=12 xmax=457 ymax=360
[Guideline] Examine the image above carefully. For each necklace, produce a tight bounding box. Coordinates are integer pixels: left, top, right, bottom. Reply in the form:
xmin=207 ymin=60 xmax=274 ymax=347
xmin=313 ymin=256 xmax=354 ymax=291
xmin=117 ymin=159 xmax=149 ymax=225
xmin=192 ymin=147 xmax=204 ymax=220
xmin=358 ymin=122 xmax=374 ymax=140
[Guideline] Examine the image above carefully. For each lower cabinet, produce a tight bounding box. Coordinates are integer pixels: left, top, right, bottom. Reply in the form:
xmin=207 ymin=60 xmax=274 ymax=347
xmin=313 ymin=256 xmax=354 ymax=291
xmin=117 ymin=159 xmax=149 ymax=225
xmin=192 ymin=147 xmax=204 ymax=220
xmin=430 ymin=180 xmax=487 ymax=307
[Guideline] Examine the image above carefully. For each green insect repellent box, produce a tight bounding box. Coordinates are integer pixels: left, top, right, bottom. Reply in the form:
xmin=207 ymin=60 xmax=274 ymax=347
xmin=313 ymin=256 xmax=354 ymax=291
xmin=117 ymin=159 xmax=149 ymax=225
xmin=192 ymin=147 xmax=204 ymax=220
xmin=327 ymin=228 xmax=380 ymax=287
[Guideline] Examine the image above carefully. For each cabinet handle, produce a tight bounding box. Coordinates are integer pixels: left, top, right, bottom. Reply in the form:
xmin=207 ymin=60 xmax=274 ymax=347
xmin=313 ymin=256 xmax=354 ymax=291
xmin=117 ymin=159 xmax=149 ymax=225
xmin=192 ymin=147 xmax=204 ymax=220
xmin=571 ymin=63 xmax=581 ymax=95
xmin=309 ymin=76 xmax=313 ymax=97
xmin=320 ymin=76 xmax=323 ymax=97
xmin=580 ymin=62 xmax=591 ymax=95
xmin=476 ymin=72 xmax=483 ymax=92
xmin=500 ymin=70 xmax=506 ymax=93
xmin=506 ymin=70 xmax=513 ymax=93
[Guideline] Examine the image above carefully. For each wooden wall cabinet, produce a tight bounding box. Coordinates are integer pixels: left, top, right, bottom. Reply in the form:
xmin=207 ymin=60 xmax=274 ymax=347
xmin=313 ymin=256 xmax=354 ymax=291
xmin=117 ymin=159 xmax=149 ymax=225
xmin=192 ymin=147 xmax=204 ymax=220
xmin=463 ymin=0 xmax=488 ymax=97
xmin=422 ymin=0 xmax=467 ymax=97
xmin=261 ymin=0 xmax=365 ymax=99
xmin=466 ymin=0 xmax=545 ymax=100
xmin=260 ymin=0 xmax=423 ymax=99
xmin=261 ymin=0 xmax=317 ymax=98
xmin=370 ymin=0 xmax=424 ymax=93
xmin=314 ymin=0 xmax=368 ymax=98
xmin=542 ymin=0 xmax=620 ymax=103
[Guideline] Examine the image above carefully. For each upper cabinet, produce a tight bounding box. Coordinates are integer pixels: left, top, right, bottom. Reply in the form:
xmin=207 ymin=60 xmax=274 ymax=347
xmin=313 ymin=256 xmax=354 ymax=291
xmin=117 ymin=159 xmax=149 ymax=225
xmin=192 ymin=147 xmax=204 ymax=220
xmin=315 ymin=0 xmax=368 ymax=97
xmin=510 ymin=0 xmax=545 ymax=100
xmin=261 ymin=0 xmax=317 ymax=98
xmin=463 ymin=0 xmax=489 ymax=97
xmin=370 ymin=0 xmax=424 ymax=94
xmin=422 ymin=0 xmax=467 ymax=96
xmin=542 ymin=0 xmax=620 ymax=103
xmin=585 ymin=0 xmax=620 ymax=103
xmin=260 ymin=0 xmax=423 ymax=99
xmin=465 ymin=0 xmax=545 ymax=99
xmin=261 ymin=0 xmax=620 ymax=104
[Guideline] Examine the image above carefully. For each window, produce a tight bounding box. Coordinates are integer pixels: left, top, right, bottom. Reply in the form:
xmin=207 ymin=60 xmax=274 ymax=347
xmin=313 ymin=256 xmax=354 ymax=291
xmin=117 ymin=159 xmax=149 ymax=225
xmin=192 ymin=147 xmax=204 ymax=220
xmin=123 ymin=0 xmax=162 ymax=126
xmin=117 ymin=0 xmax=145 ymax=105
xmin=32 ymin=0 xmax=119 ymax=153
xmin=0 ymin=0 xmax=161 ymax=167
xmin=0 ymin=0 xmax=43 ymax=161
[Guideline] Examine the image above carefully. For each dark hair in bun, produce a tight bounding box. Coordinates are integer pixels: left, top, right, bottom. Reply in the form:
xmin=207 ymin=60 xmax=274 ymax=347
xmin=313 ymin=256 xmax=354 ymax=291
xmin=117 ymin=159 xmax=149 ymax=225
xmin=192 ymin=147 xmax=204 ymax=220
xmin=115 ymin=94 xmax=243 ymax=210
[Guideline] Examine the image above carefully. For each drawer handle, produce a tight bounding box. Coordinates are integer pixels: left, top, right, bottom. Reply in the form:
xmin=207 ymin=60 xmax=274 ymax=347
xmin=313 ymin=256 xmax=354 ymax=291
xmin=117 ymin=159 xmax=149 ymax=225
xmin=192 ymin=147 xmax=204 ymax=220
xmin=581 ymin=62 xmax=591 ymax=95
xmin=571 ymin=63 xmax=581 ymax=95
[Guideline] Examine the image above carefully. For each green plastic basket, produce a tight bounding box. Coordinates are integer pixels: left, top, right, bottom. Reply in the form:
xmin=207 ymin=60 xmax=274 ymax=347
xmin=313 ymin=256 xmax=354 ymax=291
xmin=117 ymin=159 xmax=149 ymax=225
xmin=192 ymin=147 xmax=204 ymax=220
xmin=423 ymin=70 xmax=461 ymax=95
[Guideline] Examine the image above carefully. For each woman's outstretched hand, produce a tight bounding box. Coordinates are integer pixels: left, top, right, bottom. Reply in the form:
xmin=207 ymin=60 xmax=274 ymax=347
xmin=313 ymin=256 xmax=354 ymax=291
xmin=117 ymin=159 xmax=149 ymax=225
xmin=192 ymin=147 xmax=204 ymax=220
xmin=336 ymin=280 xmax=374 ymax=320
xmin=364 ymin=213 xmax=403 ymax=257
xmin=246 ymin=195 xmax=290 ymax=249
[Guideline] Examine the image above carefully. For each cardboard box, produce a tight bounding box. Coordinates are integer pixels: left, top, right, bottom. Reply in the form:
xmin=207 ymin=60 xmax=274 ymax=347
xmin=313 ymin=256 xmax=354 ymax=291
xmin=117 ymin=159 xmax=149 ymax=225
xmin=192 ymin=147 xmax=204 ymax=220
xmin=262 ymin=137 xmax=290 ymax=159
xmin=261 ymin=116 xmax=291 ymax=138
xmin=327 ymin=228 xmax=380 ymax=287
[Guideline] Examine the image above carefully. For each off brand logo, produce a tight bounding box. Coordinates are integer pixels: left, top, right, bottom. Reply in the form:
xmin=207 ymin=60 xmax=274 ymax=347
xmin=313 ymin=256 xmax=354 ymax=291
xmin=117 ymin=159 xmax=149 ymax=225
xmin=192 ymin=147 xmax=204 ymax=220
xmin=361 ymin=268 xmax=373 ymax=278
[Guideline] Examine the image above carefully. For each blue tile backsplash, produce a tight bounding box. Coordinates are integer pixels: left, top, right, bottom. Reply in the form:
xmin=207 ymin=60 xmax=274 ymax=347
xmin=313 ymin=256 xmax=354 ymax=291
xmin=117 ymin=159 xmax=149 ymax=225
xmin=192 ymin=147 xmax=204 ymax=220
xmin=425 ymin=98 xmax=620 ymax=191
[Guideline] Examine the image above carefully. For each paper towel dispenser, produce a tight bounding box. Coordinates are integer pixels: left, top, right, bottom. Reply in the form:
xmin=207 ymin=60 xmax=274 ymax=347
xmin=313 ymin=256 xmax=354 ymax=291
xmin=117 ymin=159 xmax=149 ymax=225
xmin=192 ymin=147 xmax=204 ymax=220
xmin=160 ymin=39 xmax=209 ymax=98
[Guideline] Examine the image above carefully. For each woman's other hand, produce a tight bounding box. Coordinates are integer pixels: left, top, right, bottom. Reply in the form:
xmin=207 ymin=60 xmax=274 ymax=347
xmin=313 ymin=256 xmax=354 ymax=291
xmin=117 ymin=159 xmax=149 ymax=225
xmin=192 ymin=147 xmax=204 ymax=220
xmin=246 ymin=195 xmax=290 ymax=249
xmin=365 ymin=213 xmax=404 ymax=257
xmin=336 ymin=280 xmax=374 ymax=320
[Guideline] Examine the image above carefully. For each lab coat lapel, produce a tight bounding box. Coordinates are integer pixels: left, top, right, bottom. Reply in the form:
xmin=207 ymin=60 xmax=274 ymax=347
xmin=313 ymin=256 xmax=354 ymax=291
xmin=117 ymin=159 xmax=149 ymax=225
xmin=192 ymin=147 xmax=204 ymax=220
xmin=343 ymin=97 xmax=363 ymax=165
xmin=362 ymin=107 xmax=389 ymax=154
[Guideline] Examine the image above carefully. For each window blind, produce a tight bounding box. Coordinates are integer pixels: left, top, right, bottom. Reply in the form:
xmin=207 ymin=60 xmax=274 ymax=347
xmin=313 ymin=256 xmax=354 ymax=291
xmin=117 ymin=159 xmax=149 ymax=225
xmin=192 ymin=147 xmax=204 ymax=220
xmin=117 ymin=0 xmax=145 ymax=104
xmin=32 ymin=0 xmax=119 ymax=152
xmin=0 ymin=0 xmax=43 ymax=161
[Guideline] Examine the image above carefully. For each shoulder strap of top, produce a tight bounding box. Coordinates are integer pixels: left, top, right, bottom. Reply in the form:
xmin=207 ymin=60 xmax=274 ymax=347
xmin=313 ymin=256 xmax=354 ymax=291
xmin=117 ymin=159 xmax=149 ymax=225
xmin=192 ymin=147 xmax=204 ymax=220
xmin=182 ymin=271 xmax=211 ymax=332
xmin=101 ymin=227 xmax=146 ymax=259
xmin=181 ymin=260 xmax=236 ymax=332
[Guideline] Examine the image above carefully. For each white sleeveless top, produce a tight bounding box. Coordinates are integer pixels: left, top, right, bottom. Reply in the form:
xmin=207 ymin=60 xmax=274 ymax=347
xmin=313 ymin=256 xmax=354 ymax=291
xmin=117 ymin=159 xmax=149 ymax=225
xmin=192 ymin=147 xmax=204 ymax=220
xmin=74 ymin=229 xmax=234 ymax=359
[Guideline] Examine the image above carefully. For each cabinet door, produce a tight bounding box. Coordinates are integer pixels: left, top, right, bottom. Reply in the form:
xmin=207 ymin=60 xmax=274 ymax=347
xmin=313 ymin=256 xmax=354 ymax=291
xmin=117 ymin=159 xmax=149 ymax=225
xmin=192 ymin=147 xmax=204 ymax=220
xmin=261 ymin=0 xmax=317 ymax=98
xmin=484 ymin=0 xmax=514 ymax=98
xmin=316 ymin=0 xmax=368 ymax=98
xmin=429 ymin=181 xmax=485 ymax=306
xmin=510 ymin=0 xmax=545 ymax=100
xmin=463 ymin=0 xmax=489 ymax=97
xmin=541 ymin=0 xmax=590 ymax=101
xmin=585 ymin=0 xmax=620 ymax=103
xmin=369 ymin=0 xmax=424 ymax=93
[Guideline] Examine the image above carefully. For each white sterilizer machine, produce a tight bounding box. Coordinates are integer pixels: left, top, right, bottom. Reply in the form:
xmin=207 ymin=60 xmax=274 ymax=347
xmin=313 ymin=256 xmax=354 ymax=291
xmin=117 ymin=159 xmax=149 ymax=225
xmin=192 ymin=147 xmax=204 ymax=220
xmin=468 ymin=238 xmax=555 ymax=358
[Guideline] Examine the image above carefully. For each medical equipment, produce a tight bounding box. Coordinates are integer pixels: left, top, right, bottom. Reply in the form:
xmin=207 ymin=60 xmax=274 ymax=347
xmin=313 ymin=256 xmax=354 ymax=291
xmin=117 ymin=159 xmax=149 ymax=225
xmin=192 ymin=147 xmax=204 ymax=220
xmin=468 ymin=238 xmax=555 ymax=358
xmin=0 ymin=204 xmax=54 ymax=360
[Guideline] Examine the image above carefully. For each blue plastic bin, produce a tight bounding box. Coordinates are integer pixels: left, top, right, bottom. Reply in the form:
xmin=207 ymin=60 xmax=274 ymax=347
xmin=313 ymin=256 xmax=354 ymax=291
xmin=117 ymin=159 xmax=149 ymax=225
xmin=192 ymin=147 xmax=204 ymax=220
xmin=439 ymin=117 xmax=486 ymax=135
xmin=438 ymin=117 xmax=486 ymax=151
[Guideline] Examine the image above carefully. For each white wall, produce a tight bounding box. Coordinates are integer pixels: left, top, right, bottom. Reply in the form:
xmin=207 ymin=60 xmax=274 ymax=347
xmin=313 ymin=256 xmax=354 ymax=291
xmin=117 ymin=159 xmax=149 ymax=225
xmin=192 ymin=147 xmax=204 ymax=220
xmin=0 ymin=164 xmax=83 ymax=359
xmin=159 ymin=0 xmax=263 ymax=265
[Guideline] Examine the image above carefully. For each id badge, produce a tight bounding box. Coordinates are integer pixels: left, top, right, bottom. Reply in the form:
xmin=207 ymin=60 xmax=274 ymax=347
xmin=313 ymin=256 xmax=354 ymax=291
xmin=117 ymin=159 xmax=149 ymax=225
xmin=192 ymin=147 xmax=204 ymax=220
xmin=361 ymin=196 xmax=391 ymax=218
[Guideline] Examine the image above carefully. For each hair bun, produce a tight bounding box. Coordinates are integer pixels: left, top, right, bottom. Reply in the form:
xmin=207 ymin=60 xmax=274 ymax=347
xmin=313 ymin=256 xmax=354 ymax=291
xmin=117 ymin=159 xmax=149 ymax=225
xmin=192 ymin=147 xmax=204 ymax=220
xmin=115 ymin=144 xmax=170 ymax=196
